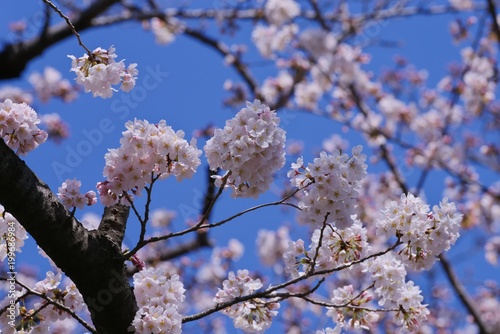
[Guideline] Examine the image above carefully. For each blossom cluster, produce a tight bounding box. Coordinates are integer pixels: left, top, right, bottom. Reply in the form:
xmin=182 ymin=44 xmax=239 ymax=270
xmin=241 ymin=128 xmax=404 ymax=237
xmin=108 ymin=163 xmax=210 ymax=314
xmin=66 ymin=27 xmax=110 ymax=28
xmin=97 ymin=119 xmax=202 ymax=206
xmin=377 ymin=194 xmax=462 ymax=270
xmin=283 ymin=220 xmax=369 ymax=278
xmin=264 ymin=0 xmax=300 ymax=26
xmin=29 ymin=66 xmax=77 ymax=102
xmin=256 ymin=227 xmax=290 ymax=268
xmin=0 ymin=86 xmax=33 ymax=105
xmin=0 ymin=205 xmax=28 ymax=261
xmin=40 ymin=113 xmax=70 ymax=143
xmin=326 ymin=284 xmax=379 ymax=331
xmin=57 ymin=178 xmax=97 ymax=210
xmin=195 ymin=239 xmax=244 ymax=287
xmin=149 ymin=17 xmax=184 ymax=45
xmin=0 ymin=99 xmax=47 ymax=155
xmin=288 ymin=146 xmax=367 ymax=228
xmin=363 ymin=253 xmax=430 ymax=332
xmin=214 ymin=270 xmax=280 ymax=333
xmin=204 ymin=100 xmax=286 ymax=198
xmin=459 ymin=47 xmax=496 ymax=114
xmin=68 ymin=46 xmax=138 ymax=98
xmin=2 ymin=271 xmax=87 ymax=332
xmin=252 ymin=24 xmax=298 ymax=58
xmin=132 ymin=267 xmax=186 ymax=334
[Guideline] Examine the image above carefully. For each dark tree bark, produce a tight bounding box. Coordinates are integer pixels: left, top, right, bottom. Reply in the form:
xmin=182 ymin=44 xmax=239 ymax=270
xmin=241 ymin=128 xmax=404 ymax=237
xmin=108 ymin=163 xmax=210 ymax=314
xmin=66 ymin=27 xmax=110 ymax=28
xmin=0 ymin=139 xmax=137 ymax=333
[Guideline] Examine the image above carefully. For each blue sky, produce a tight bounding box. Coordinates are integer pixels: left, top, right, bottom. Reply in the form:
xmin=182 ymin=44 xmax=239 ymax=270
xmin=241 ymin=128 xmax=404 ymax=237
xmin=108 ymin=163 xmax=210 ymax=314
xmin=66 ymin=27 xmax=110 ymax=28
xmin=1 ymin=1 xmax=499 ymax=332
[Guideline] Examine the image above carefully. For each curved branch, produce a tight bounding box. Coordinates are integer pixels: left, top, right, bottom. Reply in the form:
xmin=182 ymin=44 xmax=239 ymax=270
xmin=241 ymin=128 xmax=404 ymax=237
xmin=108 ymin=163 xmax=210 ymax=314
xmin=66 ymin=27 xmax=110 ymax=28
xmin=0 ymin=0 xmax=119 ymax=79
xmin=7 ymin=278 xmax=96 ymax=333
xmin=182 ymin=27 xmax=260 ymax=98
xmin=182 ymin=241 xmax=400 ymax=323
xmin=439 ymin=254 xmax=491 ymax=334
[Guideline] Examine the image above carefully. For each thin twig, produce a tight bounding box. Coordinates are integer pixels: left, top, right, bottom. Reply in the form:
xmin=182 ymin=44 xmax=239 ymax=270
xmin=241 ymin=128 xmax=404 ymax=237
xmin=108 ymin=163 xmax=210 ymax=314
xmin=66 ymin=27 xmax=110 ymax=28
xmin=42 ymin=0 xmax=92 ymax=54
xmin=182 ymin=241 xmax=400 ymax=323
xmin=2 ymin=278 xmax=97 ymax=333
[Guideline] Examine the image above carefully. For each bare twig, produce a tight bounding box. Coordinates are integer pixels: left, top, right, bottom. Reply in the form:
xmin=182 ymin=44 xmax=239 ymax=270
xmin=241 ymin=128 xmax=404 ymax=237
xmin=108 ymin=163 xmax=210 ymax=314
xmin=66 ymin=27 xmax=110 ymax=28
xmin=1 ymin=277 xmax=97 ymax=333
xmin=42 ymin=0 xmax=92 ymax=54
xmin=182 ymin=241 xmax=400 ymax=323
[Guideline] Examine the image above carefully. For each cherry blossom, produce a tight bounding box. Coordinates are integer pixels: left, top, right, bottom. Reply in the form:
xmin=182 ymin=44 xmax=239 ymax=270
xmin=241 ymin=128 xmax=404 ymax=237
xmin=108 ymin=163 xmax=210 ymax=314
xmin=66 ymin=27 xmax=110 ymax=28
xmin=57 ymin=179 xmax=97 ymax=210
xmin=252 ymin=24 xmax=298 ymax=58
xmin=6 ymin=272 xmax=89 ymax=332
xmin=0 ymin=99 xmax=47 ymax=155
xmin=28 ymin=67 xmax=77 ymax=102
xmin=0 ymin=86 xmax=33 ymax=104
xmin=68 ymin=46 xmax=138 ymax=98
xmin=0 ymin=204 xmax=28 ymax=262
xmin=151 ymin=209 xmax=177 ymax=228
xmin=288 ymin=146 xmax=367 ymax=229
xmin=264 ymin=0 xmax=300 ymax=26
xmin=256 ymin=227 xmax=290 ymax=268
xmin=204 ymin=100 xmax=286 ymax=198
xmin=377 ymin=194 xmax=462 ymax=271
xmin=214 ymin=270 xmax=280 ymax=333
xmin=284 ymin=220 xmax=369 ymax=277
xmin=363 ymin=253 xmax=430 ymax=332
xmin=149 ymin=17 xmax=185 ymax=45
xmin=485 ymin=236 xmax=500 ymax=265
xmin=40 ymin=113 xmax=70 ymax=143
xmin=132 ymin=267 xmax=185 ymax=334
xmin=327 ymin=284 xmax=378 ymax=331
xmin=98 ymin=119 xmax=202 ymax=206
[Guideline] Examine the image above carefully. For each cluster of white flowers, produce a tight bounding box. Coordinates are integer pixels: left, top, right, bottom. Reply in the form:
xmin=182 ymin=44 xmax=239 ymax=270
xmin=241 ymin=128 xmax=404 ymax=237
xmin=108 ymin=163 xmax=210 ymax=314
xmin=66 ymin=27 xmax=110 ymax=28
xmin=0 ymin=86 xmax=33 ymax=105
xmin=460 ymin=47 xmax=496 ymax=114
xmin=485 ymin=235 xmax=500 ymax=265
xmin=283 ymin=220 xmax=368 ymax=278
xmin=98 ymin=119 xmax=202 ymax=206
xmin=264 ymin=0 xmax=300 ymax=26
xmin=449 ymin=0 xmax=474 ymax=10
xmin=326 ymin=284 xmax=379 ymax=331
xmin=377 ymin=194 xmax=462 ymax=271
xmin=28 ymin=66 xmax=77 ymax=102
xmin=214 ymin=269 xmax=279 ymax=333
xmin=0 ymin=205 xmax=28 ymax=261
xmin=261 ymin=71 xmax=294 ymax=105
xmin=196 ymin=239 xmax=244 ymax=285
xmin=204 ymin=100 xmax=286 ymax=198
xmin=150 ymin=208 xmax=177 ymax=228
xmin=149 ymin=17 xmax=184 ymax=45
xmin=252 ymin=24 xmax=298 ymax=58
xmin=57 ymin=179 xmax=97 ymax=210
xmin=68 ymin=46 xmax=138 ymax=98
xmin=3 ymin=271 xmax=88 ymax=332
xmin=132 ymin=267 xmax=186 ymax=334
xmin=363 ymin=253 xmax=430 ymax=332
xmin=0 ymin=99 xmax=48 ymax=155
xmin=288 ymin=146 xmax=367 ymax=228
xmin=33 ymin=272 xmax=86 ymax=319
xmin=40 ymin=113 xmax=70 ymax=143
xmin=256 ymin=227 xmax=290 ymax=267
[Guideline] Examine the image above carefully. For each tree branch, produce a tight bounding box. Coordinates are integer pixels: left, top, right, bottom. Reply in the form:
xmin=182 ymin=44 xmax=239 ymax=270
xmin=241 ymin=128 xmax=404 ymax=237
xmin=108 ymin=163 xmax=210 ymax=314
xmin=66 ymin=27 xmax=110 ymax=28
xmin=439 ymin=254 xmax=491 ymax=334
xmin=0 ymin=0 xmax=119 ymax=79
